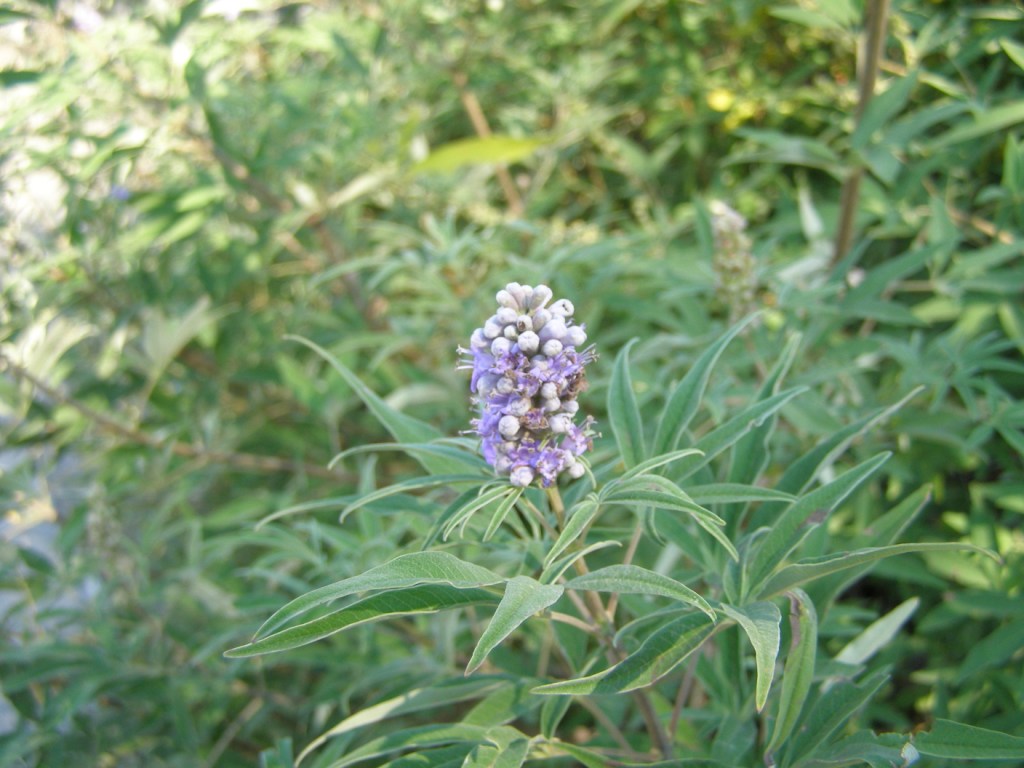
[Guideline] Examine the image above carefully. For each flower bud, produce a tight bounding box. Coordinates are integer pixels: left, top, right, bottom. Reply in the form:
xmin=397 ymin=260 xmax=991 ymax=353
xmin=503 ymin=325 xmax=518 ymax=340
xmin=542 ymin=339 xmax=563 ymax=357
xmin=510 ymin=465 xmax=535 ymax=487
xmin=495 ymin=307 xmax=517 ymax=324
xmin=565 ymin=326 xmax=587 ymax=347
xmin=491 ymin=337 xmax=512 ymax=357
xmin=532 ymin=308 xmax=551 ymax=331
xmin=543 ymin=397 xmax=561 ymax=412
xmin=516 ymin=315 xmax=533 ymax=332
xmin=483 ymin=319 xmax=503 ymax=339
xmin=539 ymin=317 xmax=567 ymax=342
xmin=530 ymin=284 xmax=553 ymax=309
xmin=498 ymin=415 xmax=521 ymax=438
xmin=496 ymin=289 xmax=517 ymax=308
xmin=516 ymin=331 xmax=539 ymax=355
xmin=550 ymin=299 xmax=574 ymax=318
xmin=540 ymin=382 xmax=558 ymax=400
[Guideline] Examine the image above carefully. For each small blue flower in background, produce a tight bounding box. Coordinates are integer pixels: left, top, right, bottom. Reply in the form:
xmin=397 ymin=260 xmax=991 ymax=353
xmin=460 ymin=282 xmax=596 ymax=487
xmin=109 ymin=185 xmax=131 ymax=202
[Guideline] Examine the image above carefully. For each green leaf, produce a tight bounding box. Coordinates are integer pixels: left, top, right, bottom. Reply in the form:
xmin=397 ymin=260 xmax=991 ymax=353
xmin=377 ymin=744 xmax=473 ymax=767
xmin=298 ymin=678 xmax=505 ymax=764
xmin=676 ymin=387 xmax=808 ymax=481
xmin=533 ymin=613 xmax=716 ymax=694
xmin=728 ymin=332 xmax=800 ymax=490
xmin=483 ymin=487 xmax=525 ymax=541
xmin=913 ymin=719 xmax=1024 ymax=760
xmin=412 ymin=136 xmax=548 ymax=173
xmin=766 ymin=590 xmax=817 ymax=759
xmin=956 ymin=619 xmax=1024 ymax=683
xmin=607 ymin=338 xmax=645 ymax=467
xmin=785 ymin=670 xmax=890 ymax=767
xmin=339 ymin=475 xmax=487 ymax=523
xmin=539 ymin=540 xmax=622 ymax=584
xmin=254 ymin=552 xmax=505 ymax=639
xmin=565 ymin=564 xmax=715 ymax=620
xmin=930 ymin=100 xmax=1024 ymax=150
xmin=227 ymin=586 xmax=498 ymax=658
xmin=287 ymin=335 xmax=461 ymax=475
xmin=745 ymin=452 xmax=891 ymax=598
xmin=443 ymin=486 xmax=517 ymax=540
xmin=544 ymin=496 xmax=600 ymax=567
xmin=617 ymin=448 xmax=704 ymax=483
xmin=654 ymin=315 xmax=758 ymax=455
xmin=687 ymin=484 xmax=796 ymax=506
xmin=325 ymin=723 xmax=490 ymax=768
xmin=757 ymin=542 xmax=997 ymax=599
xmin=721 ymin=602 xmax=781 ymax=711
xmin=835 ymin=598 xmax=918 ymax=667
xmin=467 ymin=576 xmax=564 ymax=674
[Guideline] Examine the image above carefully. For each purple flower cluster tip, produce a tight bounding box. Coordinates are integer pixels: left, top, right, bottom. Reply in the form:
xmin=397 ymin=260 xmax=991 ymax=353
xmin=459 ymin=282 xmax=596 ymax=488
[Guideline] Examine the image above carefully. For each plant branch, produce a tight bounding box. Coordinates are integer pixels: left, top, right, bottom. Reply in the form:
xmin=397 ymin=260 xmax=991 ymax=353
xmin=833 ymin=0 xmax=891 ymax=266
xmin=1 ymin=353 xmax=349 ymax=481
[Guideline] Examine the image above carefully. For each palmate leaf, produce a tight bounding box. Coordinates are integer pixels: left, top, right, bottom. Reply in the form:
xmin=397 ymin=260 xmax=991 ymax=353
xmin=533 ymin=612 xmax=716 ymax=695
xmin=720 ymin=602 xmax=781 ymax=712
xmin=252 ymin=552 xmax=506 ymax=639
xmin=227 ymin=585 xmax=499 ymax=658
xmin=565 ymin=564 xmax=715 ymax=620
xmin=466 ymin=576 xmax=564 ymax=674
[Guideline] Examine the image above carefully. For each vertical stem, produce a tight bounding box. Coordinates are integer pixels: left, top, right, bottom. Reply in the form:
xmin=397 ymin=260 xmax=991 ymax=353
xmin=833 ymin=0 xmax=891 ymax=266
xmin=546 ymin=486 xmax=675 ymax=760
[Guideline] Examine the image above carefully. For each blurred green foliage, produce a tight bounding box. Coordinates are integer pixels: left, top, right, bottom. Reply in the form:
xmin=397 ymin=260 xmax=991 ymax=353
xmin=1 ymin=0 xmax=1021 ymax=766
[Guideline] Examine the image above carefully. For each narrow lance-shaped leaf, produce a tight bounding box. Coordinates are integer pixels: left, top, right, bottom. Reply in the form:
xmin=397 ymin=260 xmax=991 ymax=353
xmin=287 ymin=335 xmax=465 ymax=475
xmin=765 ymin=590 xmax=817 ymax=759
xmin=324 ymin=723 xmax=491 ymax=768
xmin=607 ymin=338 xmax=645 ymax=468
xmin=654 ymin=315 xmax=758 ymax=455
xmin=835 ymin=597 xmax=918 ymax=668
xmin=533 ymin=613 xmax=716 ymax=695
xmin=721 ymin=602 xmax=781 ymax=711
xmin=254 ymin=552 xmax=505 ymax=639
xmin=745 ymin=452 xmax=891 ymax=598
xmin=339 ymin=474 xmax=487 ymax=523
xmin=227 ymin=586 xmax=498 ymax=658
xmin=544 ymin=496 xmax=600 ymax=567
xmin=913 ymin=719 xmax=1024 ymax=760
xmin=566 ymin=564 xmax=715 ymax=620
xmin=466 ymin=576 xmax=564 ymax=674
xmin=756 ymin=541 xmax=998 ymax=599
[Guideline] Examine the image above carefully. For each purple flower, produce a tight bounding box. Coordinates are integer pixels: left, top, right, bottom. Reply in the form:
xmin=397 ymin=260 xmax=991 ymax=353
xmin=459 ymin=282 xmax=596 ymax=487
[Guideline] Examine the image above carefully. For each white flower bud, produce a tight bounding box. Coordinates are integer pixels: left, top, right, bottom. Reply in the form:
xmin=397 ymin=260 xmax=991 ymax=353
xmin=531 ymin=308 xmax=551 ymax=331
xmin=516 ymin=331 xmax=539 ymax=355
xmin=494 ymin=455 xmax=514 ymax=472
xmin=543 ymin=397 xmax=561 ymax=412
xmin=495 ymin=376 xmax=515 ymax=394
xmin=483 ymin=318 xmax=503 ymax=339
xmin=521 ymin=285 xmax=534 ymax=306
xmin=498 ymin=415 xmax=521 ymax=437
xmin=549 ymin=414 xmax=571 ymax=433
xmin=561 ymin=400 xmax=579 ymax=414
xmin=477 ymin=374 xmax=498 ymax=394
xmin=568 ymin=463 xmax=585 ymax=479
xmin=565 ymin=326 xmax=587 ymax=347
xmin=510 ymin=465 xmax=534 ymax=487
xmin=470 ymin=328 xmax=489 ymax=349
xmin=496 ymin=289 xmax=517 ymax=308
xmin=550 ymin=299 xmax=574 ymax=318
xmin=503 ymin=324 xmax=518 ymax=340
xmin=539 ymin=317 xmax=567 ymax=342
xmin=540 ymin=382 xmax=558 ymax=400
xmin=542 ymin=339 xmax=563 ymax=357
xmin=530 ymin=285 xmax=553 ymax=309
xmin=507 ymin=396 xmax=531 ymax=416
xmin=491 ymin=337 xmax=512 ymax=357
xmin=516 ymin=315 xmax=533 ymax=332
xmin=507 ymin=283 xmax=526 ymax=307
xmin=495 ymin=307 xmax=517 ymax=324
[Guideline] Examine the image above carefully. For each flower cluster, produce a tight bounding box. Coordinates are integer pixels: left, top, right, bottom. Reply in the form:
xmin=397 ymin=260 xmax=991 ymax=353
xmin=710 ymin=200 xmax=758 ymax=320
xmin=459 ymin=282 xmax=595 ymax=487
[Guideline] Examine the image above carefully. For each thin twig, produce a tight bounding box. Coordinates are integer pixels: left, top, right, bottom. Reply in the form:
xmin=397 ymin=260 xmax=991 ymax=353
xmin=833 ymin=0 xmax=891 ymax=266
xmin=607 ymin=525 xmax=643 ymax=619
xmin=452 ymin=71 xmax=525 ymax=217
xmin=1 ymin=353 xmax=348 ymax=481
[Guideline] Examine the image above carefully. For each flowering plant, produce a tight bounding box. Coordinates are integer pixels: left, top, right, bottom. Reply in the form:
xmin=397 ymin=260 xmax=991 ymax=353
xmin=227 ymin=291 xmax=995 ymax=768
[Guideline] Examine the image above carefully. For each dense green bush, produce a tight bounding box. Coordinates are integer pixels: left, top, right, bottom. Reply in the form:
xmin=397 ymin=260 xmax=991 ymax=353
xmin=1 ymin=1 xmax=1021 ymax=766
